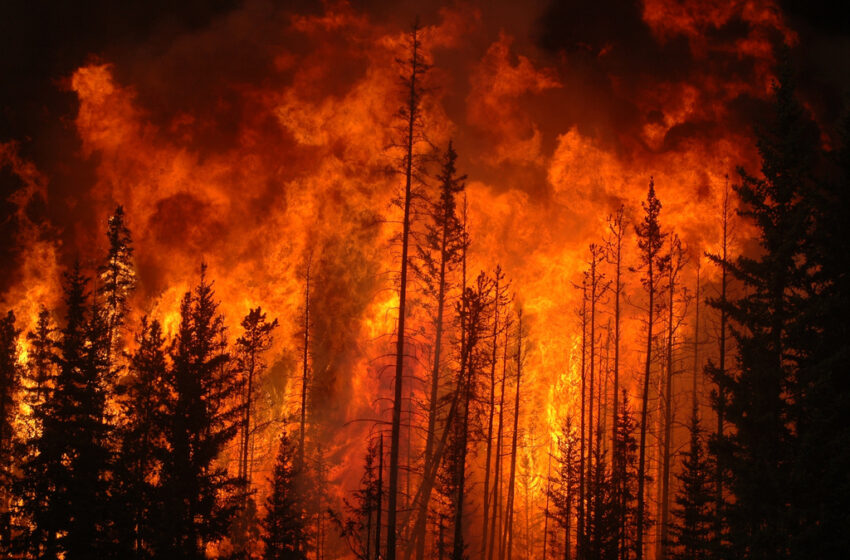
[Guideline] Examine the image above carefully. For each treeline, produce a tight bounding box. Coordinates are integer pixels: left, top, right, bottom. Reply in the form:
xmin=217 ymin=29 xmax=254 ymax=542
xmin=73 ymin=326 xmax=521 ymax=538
xmin=541 ymin=54 xmax=850 ymax=560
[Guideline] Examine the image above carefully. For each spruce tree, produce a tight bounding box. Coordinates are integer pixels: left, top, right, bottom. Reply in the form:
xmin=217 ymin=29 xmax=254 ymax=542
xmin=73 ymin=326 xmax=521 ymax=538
xmin=263 ymin=430 xmax=309 ymax=560
xmin=115 ymin=317 xmax=169 ymax=558
xmin=710 ymin=54 xmax=820 ymax=560
xmin=669 ymin=411 xmax=713 ymax=560
xmin=0 ymin=310 xmax=21 ymax=553
xmin=633 ymin=179 xmax=668 ymax=560
xmin=98 ymin=205 xmax=136 ymax=363
xmin=23 ymin=263 xmax=114 ymax=558
xmin=158 ymin=265 xmax=241 ymax=557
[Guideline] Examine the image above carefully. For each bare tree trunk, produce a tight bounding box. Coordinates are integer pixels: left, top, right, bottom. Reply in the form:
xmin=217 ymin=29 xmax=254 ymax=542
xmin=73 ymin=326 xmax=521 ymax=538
xmin=416 ymin=191 xmax=453 ymax=560
xmin=377 ymin=434 xmax=384 ymax=560
xmin=659 ymin=251 xmax=676 ymax=560
xmin=542 ymin=440 xmax=552 ymax=560
xmin=578 ymin=277 xmax=587 ymax=559
xmin=714 ymin=178 xmax=730 ymax=547
xmin=489 ymin=316 xmax=511 ymax=560
xmin=481 ymin=270 xmax=502 ymax=559
xmin=608 ymin=207 xmax=624 ymax=458
xmin=503 ymin=309 xmax=523 ymax=560
xmin=300 ymin=259 xmax=311 ymax=467
xmin=387 ymin=22 xmax=423 ymax=560
xmin=636 ymin=248 xmax=654 ymax=560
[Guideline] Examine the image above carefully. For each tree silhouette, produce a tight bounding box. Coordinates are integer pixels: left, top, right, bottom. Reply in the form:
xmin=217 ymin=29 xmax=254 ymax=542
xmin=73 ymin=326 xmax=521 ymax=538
xmin=158 ymin=265 xmax=241 ymax=557
xmin=633 ymin=179 xmax=668 ymax=560
xmin=264 ymin=430 xmax=309 ymax=560
xmin=0 ymin=310 xmax=21 ymax=553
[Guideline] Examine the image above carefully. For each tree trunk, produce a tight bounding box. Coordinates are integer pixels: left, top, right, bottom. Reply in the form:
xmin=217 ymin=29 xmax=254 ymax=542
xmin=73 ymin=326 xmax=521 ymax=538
xmin=503 ymin=309 xmax=523 ymax=560
xmin=387 ymin=22 xmax=422 ymax=560
xmin=481 ymin=271 xmax=502 ymax=560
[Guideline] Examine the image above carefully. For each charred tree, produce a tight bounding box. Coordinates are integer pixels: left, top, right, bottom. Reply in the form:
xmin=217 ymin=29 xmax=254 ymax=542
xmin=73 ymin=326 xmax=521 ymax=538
xmin=704 ymin=176 xmax=731 ymax=553
xmin=98 ymin=205 xmax=136 ymax=367
xmin=299 ymin=257 xmax=312 ymax=468
xmin=605 ymin=206 xmax=626 ymax=456
xmin=409 ymin=141 xmax=466 ymax=560
xmin=481 ymin=266 xmax=508 ymax=560
xmin=450 ymin=272 xmax=493 ymax=560
xmin=114 ymin=317 xmax=169 ymax=559
xmin=502 ymin=308 xmax=523 ymax=560
xmin=0 ymin=311 xmax=20 ymax=553
xmin=634 ymin=179 xmax=668 ymax=560
xmin=264 ymin=430 xmax=309 ymax=560
xmin=658 ymin=234 xmax=688 ymax=560
xmin=158 ymin=265 xmax=241 ymax=558
xmin=387 ymin=20 xmax=429 ymax=560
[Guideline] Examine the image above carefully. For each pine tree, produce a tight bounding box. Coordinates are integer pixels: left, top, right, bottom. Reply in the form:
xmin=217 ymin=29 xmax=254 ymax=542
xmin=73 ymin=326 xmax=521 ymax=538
xmin=158 ymin=265 xmax=241 ymax=557
xmin=450 ymin=272 xmax=494 ymax=560
xmin=114 ymin=317 xmax=169 ymax=559
xmin=98 ymin=205 xmax=136 ymax=363
xmin=263 ymin=430 xmax=309 ymax=560
xmin=339 ymin=438 xmax=381 ymax=560
xmin=0 ymin=310 xmax=21 ymax=553
xmin=16 ymin=307 xmax=56 ymax=557
xmin=633 ymin=179 xmax=668 ymax=560
xmin=22 ymin=263 xmax=114 ymax=558
xmin=387 ymin=19 xmax=430 ymax=560
xmin=546 ymin=415 xmax=578 ymax=560
xmin=709 ymin=54 xmax=820 ymax=560
xmin=409 ymin=141 xmax=466 ymax=560
xmin=611 ymin=390 xmax=640 ymax=560
xmin=669 ymin=410 xmax=713 ymax=560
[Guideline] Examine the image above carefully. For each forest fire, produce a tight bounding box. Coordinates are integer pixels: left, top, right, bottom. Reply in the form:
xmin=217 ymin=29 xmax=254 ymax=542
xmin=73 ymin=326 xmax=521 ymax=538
xmin=1 ymin=1 xmax=848 ymax=559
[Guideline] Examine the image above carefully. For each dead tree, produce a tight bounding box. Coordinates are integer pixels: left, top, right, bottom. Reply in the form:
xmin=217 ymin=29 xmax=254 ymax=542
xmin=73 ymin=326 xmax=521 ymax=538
xmin=502 ymin=308 xmax=524 ymax=560
xmin=634 ymin=178 xmax=669 ymax=560
xmin=605 ymin=206 xmax=626 ymax=455
xmin=658 ymin=234 xmax=688 ymax=559
xmin=387 ymin=20 xmax=429 ymax=560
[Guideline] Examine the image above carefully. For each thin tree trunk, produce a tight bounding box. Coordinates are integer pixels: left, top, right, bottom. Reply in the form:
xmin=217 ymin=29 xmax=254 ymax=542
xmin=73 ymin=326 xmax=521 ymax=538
xmin=376 ymin=434 xmax=384 ymax=560
xmin=587 ymin=247 xmax=599 ymax=553
xmin=636 ymin=246 xmax=654 ymax=560
xmin=542 ymin=440 xmax=552 ymax=560
xmin=578 ymin=277 xmax=587 ymax=559
xmin=300 ymin=261 xmax=311 ymax=466
xmin=659 ymin=251 xmax=676 ymax=559
xmin=503 ymin=309 xmax=523 ymax=559
xmin=489 ymin=317 xmax=510 ymax=560
xmin=387 ymin=23 xmax=422 ymax=560
xmin=609 ymin=207 xmax=624 ymax=458
xmin=715 ymin=178 xmax=729 ymax=547
xmin=415 ymin=185 xmax=454 ymax=560
xmin=481 ymin=271 xmax=502 ymax=560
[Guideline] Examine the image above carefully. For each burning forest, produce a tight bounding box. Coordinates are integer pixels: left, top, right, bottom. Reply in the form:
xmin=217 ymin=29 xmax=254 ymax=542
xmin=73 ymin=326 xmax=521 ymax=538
xmin=1 ymin=1 xmax=849 ymax=559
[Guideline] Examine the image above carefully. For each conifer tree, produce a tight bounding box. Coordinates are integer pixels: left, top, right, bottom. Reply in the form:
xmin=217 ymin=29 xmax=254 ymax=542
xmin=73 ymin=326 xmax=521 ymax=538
xmin=339 ymin=438 xmax=381 ymax=560
xmin=633 ymin=179 xmax=668 ymax=560
xmin=0 ymin=310 xmax=21 ymax=553
xmin=410 ymin=141 xmax=466 ymax=560
xmin=98 ymin=205 xmax=136 ymax=363
xmin=709 ymin=52 xmax=845 ymax=559
xmin=264 ymin=430 xmax=309 ymax=560
xmin=387 ymin=19 xmax=430 ymax=560
xmin=611 ymin=390 xmax=639 ymax=560
xmin=23 ymin=263 xmax=114 ymax=558
xmin=115 ymin=317 xmax=169 ymax=559
xmin=546 ymin=415 xmax=578 ymax=560
xmin=669 ymin=411 xmax=713 ymax=560
xmin=158 ymin=265 xmax=241 ymax=557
